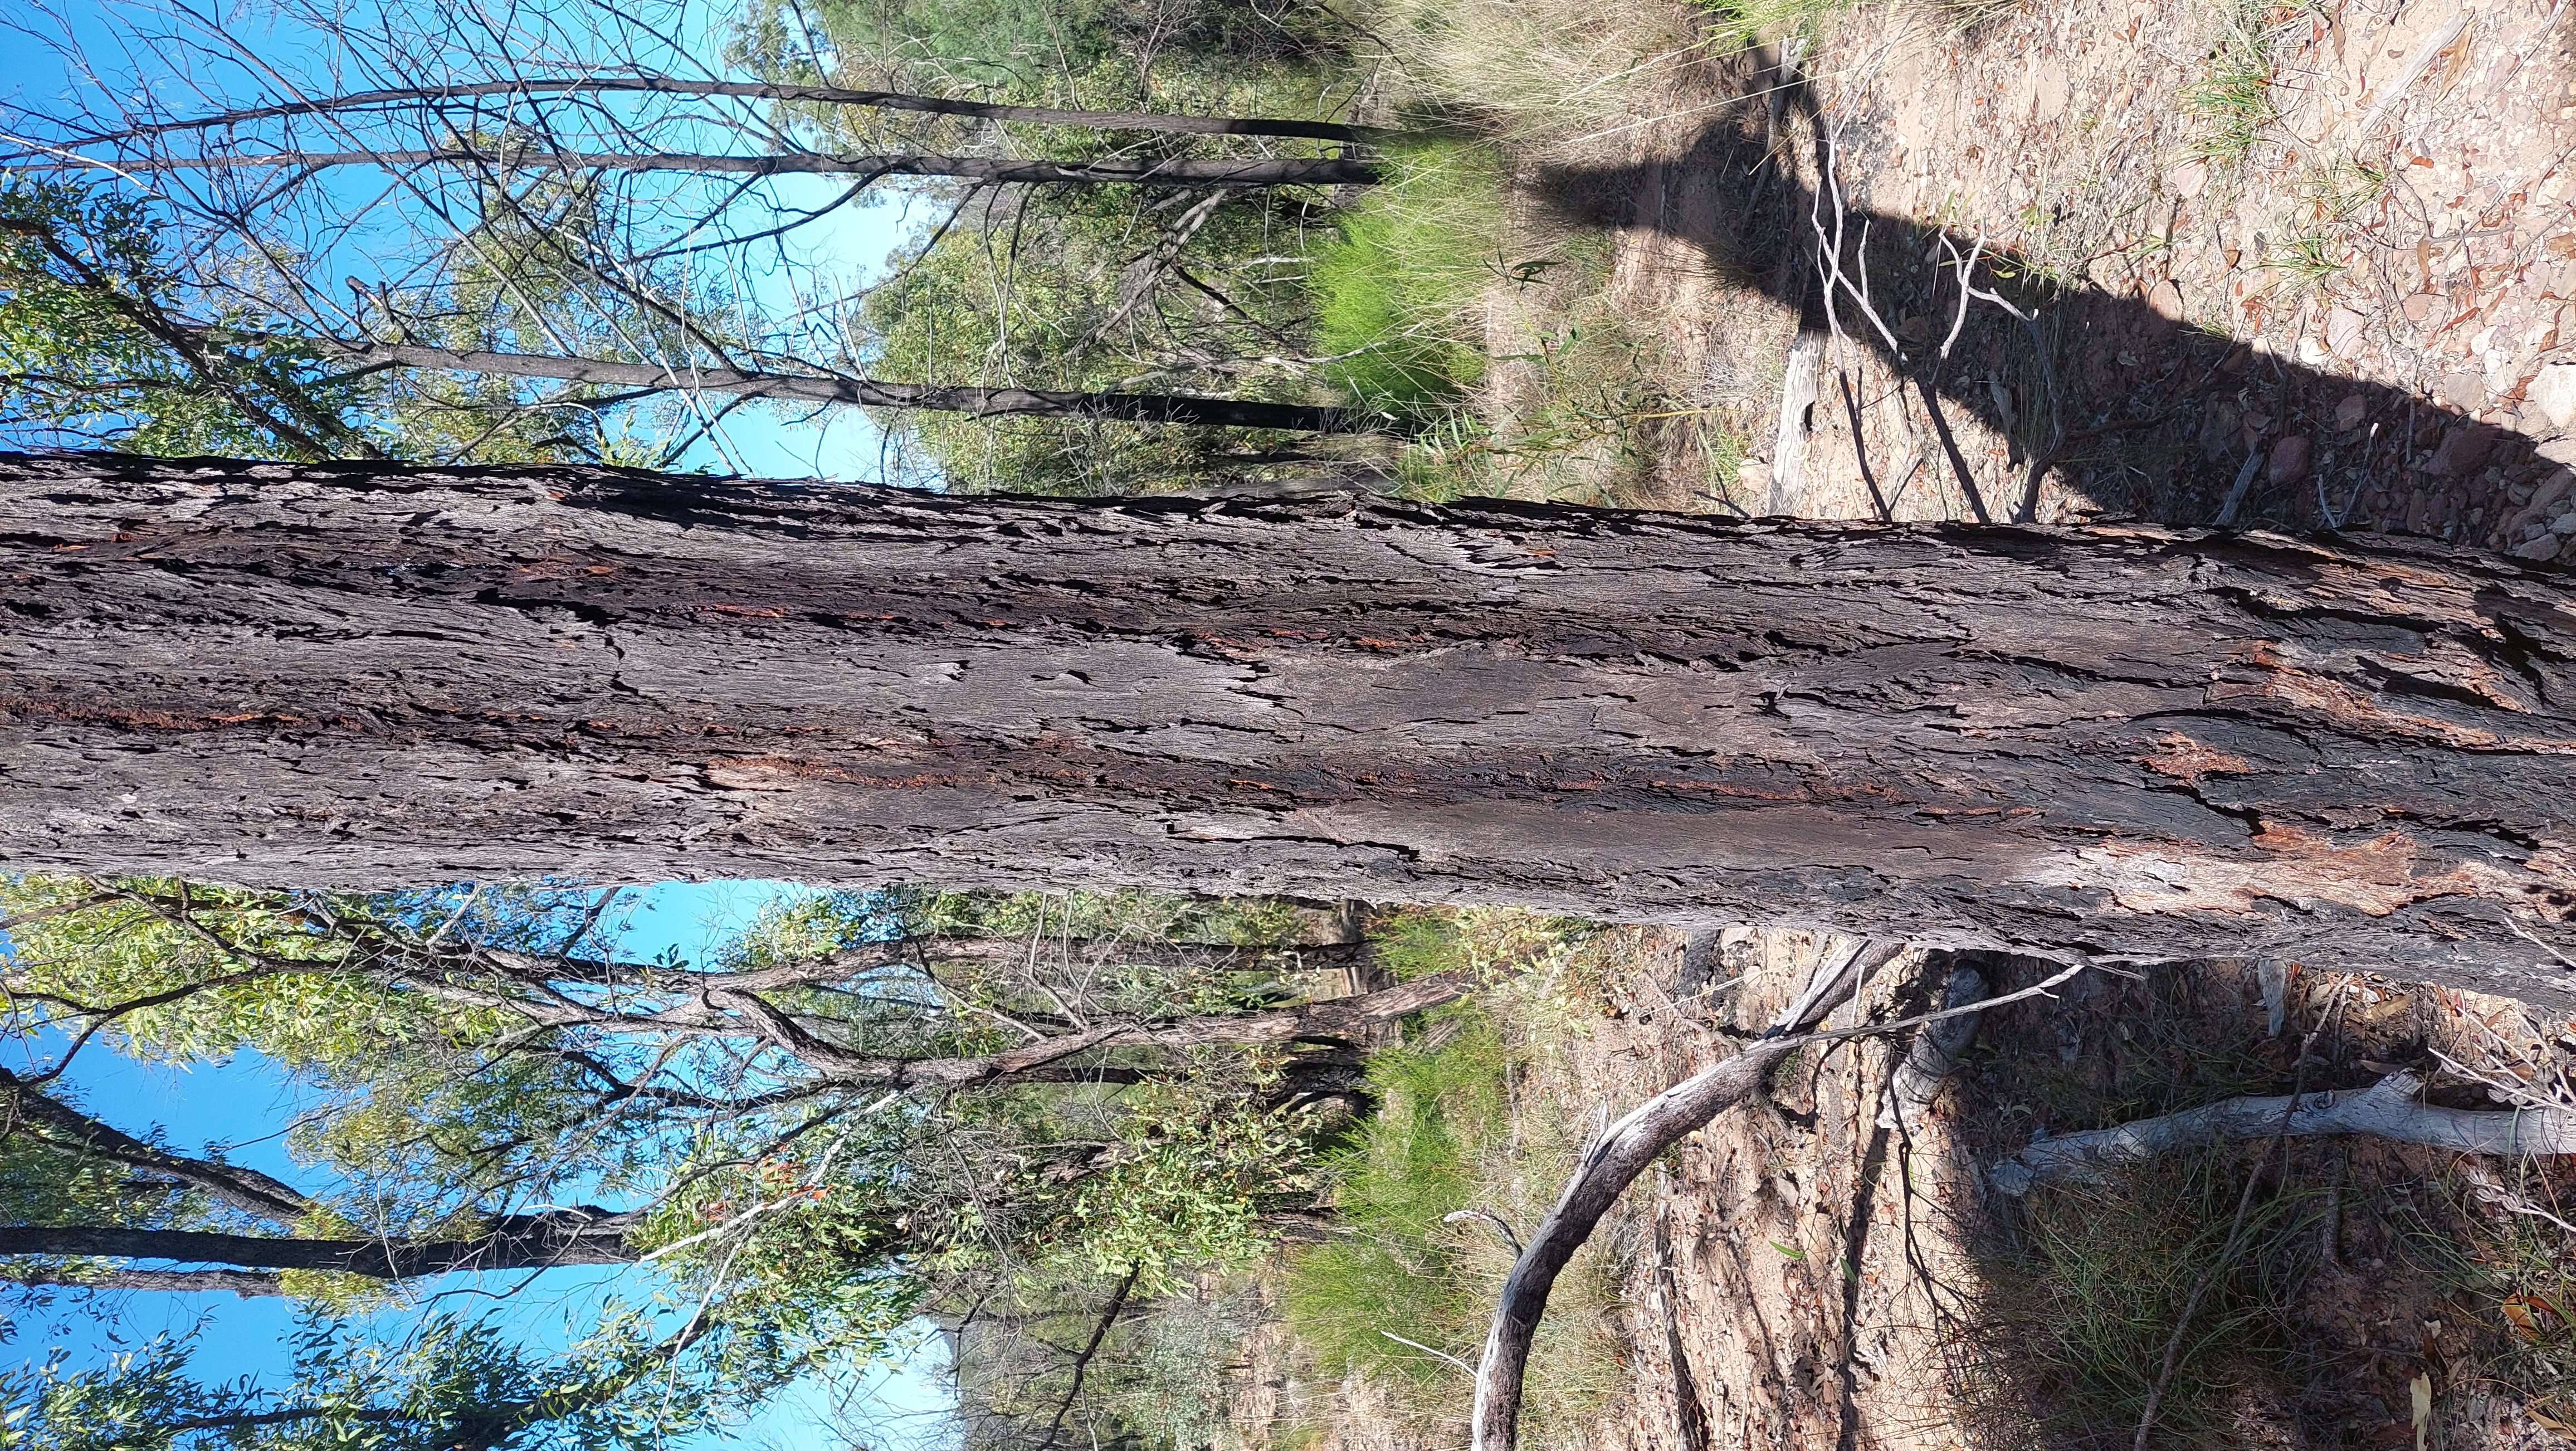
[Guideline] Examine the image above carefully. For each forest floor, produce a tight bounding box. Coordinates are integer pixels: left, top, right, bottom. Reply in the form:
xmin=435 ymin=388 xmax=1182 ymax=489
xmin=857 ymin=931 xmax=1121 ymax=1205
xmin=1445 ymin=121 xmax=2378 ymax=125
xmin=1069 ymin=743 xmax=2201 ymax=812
xmin=1510 ymin=0 xmax=2576 ymax=542
xmin=1265 ymin=1 xmax=2576 ymax=1447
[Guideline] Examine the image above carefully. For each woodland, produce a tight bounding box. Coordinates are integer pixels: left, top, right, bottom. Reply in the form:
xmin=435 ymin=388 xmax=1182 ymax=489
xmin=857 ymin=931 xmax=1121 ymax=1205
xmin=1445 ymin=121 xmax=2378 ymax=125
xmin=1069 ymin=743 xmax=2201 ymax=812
xmin=3 ymin=0 xmax=2576 ymax=1448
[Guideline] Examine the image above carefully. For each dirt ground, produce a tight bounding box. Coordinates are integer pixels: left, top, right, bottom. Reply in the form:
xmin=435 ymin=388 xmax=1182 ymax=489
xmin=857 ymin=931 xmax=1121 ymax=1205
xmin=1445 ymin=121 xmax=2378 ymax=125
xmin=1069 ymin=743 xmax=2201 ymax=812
xmin=1576 ymin=932 xmax=2576 ymax=1450
xmin=1580 ymin=0 xmax=2576 ymax=541
xmin=1543 ymin=4 xmax=2576 ymax=1442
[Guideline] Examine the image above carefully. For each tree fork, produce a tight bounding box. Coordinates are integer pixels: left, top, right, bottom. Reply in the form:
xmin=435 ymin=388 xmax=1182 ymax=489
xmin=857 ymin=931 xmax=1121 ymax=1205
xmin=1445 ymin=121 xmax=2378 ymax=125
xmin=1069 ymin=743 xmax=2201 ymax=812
xmin=2 ymin=454 xmax=2573 ymax=1001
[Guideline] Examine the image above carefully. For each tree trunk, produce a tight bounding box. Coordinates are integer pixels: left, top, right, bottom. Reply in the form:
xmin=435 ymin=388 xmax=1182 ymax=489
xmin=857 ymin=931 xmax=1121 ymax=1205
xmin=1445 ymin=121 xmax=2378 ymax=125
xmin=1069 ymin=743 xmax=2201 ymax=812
xmin=334 ymin=340 xmax=1359 ymax=433
xmin=0 ymin=1218 xmax=636 ymax=1279
xmin=4 ymin=455 xmax=2573 ymax=1003
xmin=59 ymin=148 xmax=1381 ymax=189
xmin=65 ymin=76 xmax=1389 ymax=146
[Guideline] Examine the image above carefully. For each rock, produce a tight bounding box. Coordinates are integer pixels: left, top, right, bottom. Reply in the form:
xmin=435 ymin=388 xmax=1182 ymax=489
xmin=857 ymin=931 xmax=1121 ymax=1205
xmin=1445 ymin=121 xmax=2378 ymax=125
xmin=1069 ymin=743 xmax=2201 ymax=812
xmin=2334 ymin=394 xmax=2369 ymax=431
xmin=2442 ymin=369 xmax=2489 ymax=410
xmin=2556 ymin=512 xmax=2576 ymax=537
xmin=2325 ymin=308 xmax=2368 ymax=358
xmin=2533 ymin=466 xmax=2576 ymax=515
xmin=2514 ymin=534 xmax=2563 ymax=561
xmin=2267 ymin=434 xmax=2312 ymax=485
xmin=2532 ymin=363 xmax=2576 ymax=432
xmin=2403 ymin=293 xmax=2442 ymax=323
xmin=2543 ymin=437 xmax=2576 ymax=468
xmin=2428 ymin=422 xmax=2500 ymax=478
xmin=2145 ymin=279 xmax=2185 ymax=322
xmin=2168 ymin=158 xmax=2208 ymax=199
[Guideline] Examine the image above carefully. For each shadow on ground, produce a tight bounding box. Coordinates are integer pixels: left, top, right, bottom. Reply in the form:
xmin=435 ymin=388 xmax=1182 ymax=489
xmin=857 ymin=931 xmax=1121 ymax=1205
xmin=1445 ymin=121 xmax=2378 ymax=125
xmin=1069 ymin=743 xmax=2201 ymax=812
xmin=1532 ymin=72 xmax=2569 ymax=537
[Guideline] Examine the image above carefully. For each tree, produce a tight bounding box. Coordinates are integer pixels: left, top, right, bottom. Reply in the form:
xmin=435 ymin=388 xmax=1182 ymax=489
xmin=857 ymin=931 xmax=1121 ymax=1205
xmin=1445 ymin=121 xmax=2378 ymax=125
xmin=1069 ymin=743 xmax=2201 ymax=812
xmin=3 ymin=451 xmax=2569 ymax=1004
xmin=0 ymin=876 xmax=1428 ymax=1299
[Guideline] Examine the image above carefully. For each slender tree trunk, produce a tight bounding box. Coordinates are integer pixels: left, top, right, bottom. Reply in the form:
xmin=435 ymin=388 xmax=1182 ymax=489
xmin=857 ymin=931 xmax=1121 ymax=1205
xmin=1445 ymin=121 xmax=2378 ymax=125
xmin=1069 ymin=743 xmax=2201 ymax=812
xmin=333 ymin=340 xmax=1359 ymax=433
xmin=0 ymin=1218 xmax=636 ymax=1279
xmin=70 ymin=76 xmax=1390 ymax=146
xmin=47 ymin=148 xmax=1380 ymax=188
xmin=3 ymin=454 xmax=2573 ymax=1002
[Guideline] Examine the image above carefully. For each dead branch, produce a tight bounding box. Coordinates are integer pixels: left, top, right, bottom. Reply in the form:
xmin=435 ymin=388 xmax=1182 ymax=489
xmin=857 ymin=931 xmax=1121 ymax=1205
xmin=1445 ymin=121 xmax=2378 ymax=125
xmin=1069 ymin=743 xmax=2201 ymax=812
xmin=1468 ymin=939 xmax=1904 ymax=1451
xmin=1989 ymin=1070 xmax=2576 ymax=1195
xmin=1876 ymin=964 xmax=1989 ymax=1132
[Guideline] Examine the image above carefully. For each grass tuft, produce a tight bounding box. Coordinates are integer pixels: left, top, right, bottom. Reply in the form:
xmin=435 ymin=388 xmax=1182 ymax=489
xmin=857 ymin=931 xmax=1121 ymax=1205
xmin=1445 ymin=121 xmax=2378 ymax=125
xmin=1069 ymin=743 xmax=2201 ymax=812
xmin=1964 ymin=1147 xmax=2321 ymax=1447
xmin=1308 ymin=140 xmax=1508 ymax=422
xmin=2185 ymin=1 xmax=2289 ymax=165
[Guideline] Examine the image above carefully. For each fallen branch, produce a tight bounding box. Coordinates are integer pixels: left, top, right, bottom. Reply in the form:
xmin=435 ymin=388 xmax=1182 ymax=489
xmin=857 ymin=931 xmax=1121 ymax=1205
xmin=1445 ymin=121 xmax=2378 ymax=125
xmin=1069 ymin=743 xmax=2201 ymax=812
xmin=1990 ymin=1071 xmax=2576 ymax=1196
xmin=1467 ymin=939 xmax=1903 ymax=1451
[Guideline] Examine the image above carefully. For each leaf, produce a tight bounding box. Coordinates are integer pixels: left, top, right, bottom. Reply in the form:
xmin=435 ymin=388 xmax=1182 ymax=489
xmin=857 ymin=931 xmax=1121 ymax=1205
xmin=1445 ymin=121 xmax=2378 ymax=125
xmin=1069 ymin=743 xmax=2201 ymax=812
xmin=2412 ymin=1372 xmax=2433 ymax=1451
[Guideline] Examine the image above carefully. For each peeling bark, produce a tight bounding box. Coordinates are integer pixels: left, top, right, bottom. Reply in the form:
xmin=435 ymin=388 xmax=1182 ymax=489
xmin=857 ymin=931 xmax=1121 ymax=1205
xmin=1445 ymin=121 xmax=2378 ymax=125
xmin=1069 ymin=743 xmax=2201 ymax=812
xmin=4 ymin=455 xmax=2574 ymax=1001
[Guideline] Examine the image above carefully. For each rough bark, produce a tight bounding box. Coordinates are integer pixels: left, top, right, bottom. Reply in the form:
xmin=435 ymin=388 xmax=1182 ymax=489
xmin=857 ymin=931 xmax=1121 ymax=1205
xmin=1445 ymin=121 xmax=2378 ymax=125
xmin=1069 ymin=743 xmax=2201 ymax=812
xmin=64 ymin=148 xmax=1380 ymax=189
xmin=56 ymin=76 xmax=1387 ymax=145
xmin=4 ymin=455 xmax=2575 ymax=1001
xmin=336 ymin=341 xmax=1359 ymax=434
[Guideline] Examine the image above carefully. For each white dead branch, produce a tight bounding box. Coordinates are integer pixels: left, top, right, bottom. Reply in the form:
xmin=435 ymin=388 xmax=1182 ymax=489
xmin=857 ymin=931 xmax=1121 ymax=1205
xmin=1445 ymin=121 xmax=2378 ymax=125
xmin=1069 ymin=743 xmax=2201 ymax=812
xmin=1990 ymin=1072 xmax=2576 ymax=1195
xmin=1876 ymin=965 xmax=1990 ymax=1132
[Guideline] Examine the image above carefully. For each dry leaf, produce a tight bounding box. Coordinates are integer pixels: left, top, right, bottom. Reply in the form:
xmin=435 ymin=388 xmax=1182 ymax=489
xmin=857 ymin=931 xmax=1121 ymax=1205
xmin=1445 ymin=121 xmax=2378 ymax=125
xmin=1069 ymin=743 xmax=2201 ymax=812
xmin=2412 ymin=1372 xmax=2433 ymax=1451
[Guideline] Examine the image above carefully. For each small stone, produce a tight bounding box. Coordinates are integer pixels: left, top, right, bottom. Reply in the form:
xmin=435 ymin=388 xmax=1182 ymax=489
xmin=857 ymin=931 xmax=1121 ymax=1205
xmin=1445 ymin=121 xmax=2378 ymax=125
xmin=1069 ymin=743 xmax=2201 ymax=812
xmin=2442 ymin=369 xmax=2489 ymax=410
xmin=2145 ymin=279 xmax=2185 ymax=322
xmin=2532 ymin=364 xmax=2576 ymax=432
xmin=2533 ymin=467 xmax=2576 ymax=515
xmin=2403 ymin=293 xmax=2442 ymax=323
xmin=2543 ymin=437 xmax=2576 ymax=468
xmin=2325 ymin=308 xmax=2368 ymax=358
xmin=2428 ymin=423 xmax=2500 ymax=478
xmin=2168 ymin=159 xmax=2209 ymax=199
xmin=2334 ymin=394 xmax=2370 ymax=431
xmin=2514 ymin=535 xmax=2563 ymax=561
xmin=2556 ymin=512 xmax=2576 ymax=537
xmin=2267 ymin=434 xmax=2313 ymax=485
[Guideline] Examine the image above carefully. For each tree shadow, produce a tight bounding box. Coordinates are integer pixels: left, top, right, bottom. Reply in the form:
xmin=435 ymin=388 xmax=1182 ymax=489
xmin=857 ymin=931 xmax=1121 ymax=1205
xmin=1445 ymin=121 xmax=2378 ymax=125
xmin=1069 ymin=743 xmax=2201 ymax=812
xmin=1529 ymin=67 xmax=2564 ymax=536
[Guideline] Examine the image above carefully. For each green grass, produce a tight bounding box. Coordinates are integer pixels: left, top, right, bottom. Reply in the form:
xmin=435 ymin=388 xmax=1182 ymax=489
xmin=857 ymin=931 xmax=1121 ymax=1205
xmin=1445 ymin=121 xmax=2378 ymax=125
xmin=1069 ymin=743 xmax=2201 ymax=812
xmin=2185 ymin=1 xmax=2289 ymax=165
xmin=2261 ymin=233 xmax=2345 ymax=294
xmin=1280 ymin=993 xmax=1622 ymax=1443
xmin=1695 ymin=0 xmax=1856 ymax=50
xmin=1283 ymin=1007 xmax=1510 ymax=1388
xmin=2402 ymin=1174 xmax=2576 ymax=1425
xmin=1309 ymin=140 xmax=1508 ymax=422
xmin=1967 ymin=1148 xmax=2322 ymax=1447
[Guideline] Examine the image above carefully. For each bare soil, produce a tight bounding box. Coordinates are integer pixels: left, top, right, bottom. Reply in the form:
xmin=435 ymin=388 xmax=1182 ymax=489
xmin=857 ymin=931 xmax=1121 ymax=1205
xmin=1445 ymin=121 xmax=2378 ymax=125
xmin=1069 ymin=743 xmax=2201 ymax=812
xmin=1572 ymin=0 xmax=2576 ymax=540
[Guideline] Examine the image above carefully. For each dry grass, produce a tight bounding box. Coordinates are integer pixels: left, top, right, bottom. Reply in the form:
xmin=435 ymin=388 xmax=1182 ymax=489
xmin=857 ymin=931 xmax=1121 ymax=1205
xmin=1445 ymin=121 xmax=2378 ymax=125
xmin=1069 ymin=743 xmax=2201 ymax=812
xmin=1373 ymin=0 xmax=1718 ymax=149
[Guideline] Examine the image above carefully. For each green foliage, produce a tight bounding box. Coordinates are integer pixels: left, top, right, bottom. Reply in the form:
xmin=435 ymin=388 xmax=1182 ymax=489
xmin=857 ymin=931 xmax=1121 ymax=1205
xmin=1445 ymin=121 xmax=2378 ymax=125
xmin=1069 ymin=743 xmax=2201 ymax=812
xmin=1046 ymin=1083 xmax=1316 ymax=1293
xmin=0 ymin=176 xmax=370 ymax=459
xmin=0 ymin=1314 xmax=708 ymax=1451
xmin=1308 ymin=142 xmax=1507 ymax=422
